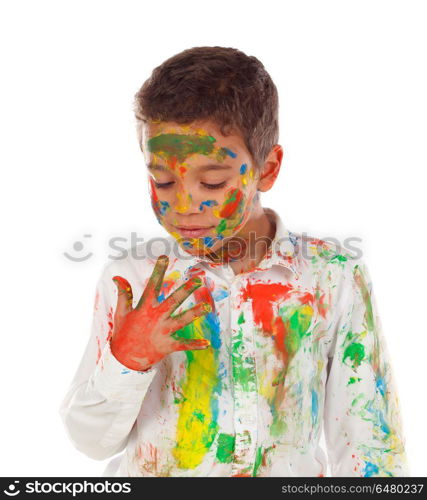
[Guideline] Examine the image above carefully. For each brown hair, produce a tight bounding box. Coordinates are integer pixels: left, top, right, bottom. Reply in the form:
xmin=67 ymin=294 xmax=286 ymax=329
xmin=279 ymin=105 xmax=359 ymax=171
xmin=133 ymin=46 xmax=279 ymax=168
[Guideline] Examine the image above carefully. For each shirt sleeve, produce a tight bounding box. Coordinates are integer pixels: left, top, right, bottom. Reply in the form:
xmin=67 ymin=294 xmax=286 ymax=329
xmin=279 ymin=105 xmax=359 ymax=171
xmin=323 ymin=257 xmax=410 ymax=477
xmin=58 ymin=261 xmax=159 ymax=461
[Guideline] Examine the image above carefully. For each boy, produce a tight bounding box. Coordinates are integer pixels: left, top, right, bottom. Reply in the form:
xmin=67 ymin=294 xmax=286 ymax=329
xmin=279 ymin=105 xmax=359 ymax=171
xmin=59 ymin=46 xmax=409 ymax=477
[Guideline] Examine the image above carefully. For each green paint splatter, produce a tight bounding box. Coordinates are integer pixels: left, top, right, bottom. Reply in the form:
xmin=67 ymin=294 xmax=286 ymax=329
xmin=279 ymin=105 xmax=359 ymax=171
xmin=232 ymin=341 xmax=257 ymax=392
xmin=216 ymin=218 xmax=227 ymax=235
xmin=147 ymin=133 xmax=230 ymax=164
xmin=343 ymin=342 xmax=366 ymax=369
xmin=147 ymin=133 xmax=217 ymax=163
xmin=215 ymin=433 xmax=235 ymax=463
xmin=330 ymin=254 xmax=348 ymax=263
xmin=253 ymin=446 xmax=263 ymax=476
xmin=347 ymin=376 xmax=362 ymax=385
xmin=351 ymin=393 xmax=365 ymax=407
xmin=354 ymin=265 xmax=375 ymax=331
xmin=270 ymin=415 xmax=287 ymax=437
xmin=232 ymin=312 xmax=256 ymax=392
xmin=278 ymin=304 xmax=313 ymax=355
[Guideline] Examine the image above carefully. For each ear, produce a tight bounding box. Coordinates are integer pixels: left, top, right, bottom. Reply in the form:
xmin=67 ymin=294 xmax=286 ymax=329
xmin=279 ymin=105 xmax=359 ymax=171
xmin=257 ymin=145 xmax=284 ymax=192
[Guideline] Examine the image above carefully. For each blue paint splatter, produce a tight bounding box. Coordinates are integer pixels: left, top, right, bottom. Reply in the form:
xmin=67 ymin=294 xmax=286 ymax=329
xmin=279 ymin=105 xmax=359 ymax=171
xmin=212 ymin=288 xmax=229 ymax=301
xmin=376 ymin=376 xmax=386 ymax=396
xmin=379 ymin=411 xmax=391 ymax=436
xmin=218 ymin=360 xmax=227 ymax=379
xmin=240 ymin=163 xmax=247 ymax=174
xmin=199 ymin=199 xmax=218 ymax=211
xmin=204 ymin=312 xmax=221 ymax=349
xmin=363 ymin=461 xmax=379 ymax=477
xmin=222 ymin=147 xmax=237 ymax=158
xmin=159 ymin=200 xmax=170 ymax=215
xmin=203 ymin=236 xmax=215 ymax=247
xmin=311 ymin=389 xmax=318 ymax=424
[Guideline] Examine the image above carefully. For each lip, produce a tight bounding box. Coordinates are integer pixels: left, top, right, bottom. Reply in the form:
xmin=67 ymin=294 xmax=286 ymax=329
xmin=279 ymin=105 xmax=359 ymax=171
xmin=174 ymin=225 xmax=214 ymax=237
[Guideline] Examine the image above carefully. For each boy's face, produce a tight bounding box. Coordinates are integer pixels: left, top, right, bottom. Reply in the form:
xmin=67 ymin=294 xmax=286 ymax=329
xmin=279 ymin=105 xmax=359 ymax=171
xmin=141 ymin=119 xmax=264 ymax=258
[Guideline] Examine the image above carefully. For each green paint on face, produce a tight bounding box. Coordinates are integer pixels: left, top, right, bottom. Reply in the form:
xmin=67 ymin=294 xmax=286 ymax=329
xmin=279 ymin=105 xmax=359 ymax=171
xmin=215 ymin=218 xmax=227 ymax=235
xmin=215 ymin=433 xmax=235 ymax=463
xmin=343 ymin=342 xmax=366 ymax=369
xmin=147 ymin=133 xmax=220 ymax=163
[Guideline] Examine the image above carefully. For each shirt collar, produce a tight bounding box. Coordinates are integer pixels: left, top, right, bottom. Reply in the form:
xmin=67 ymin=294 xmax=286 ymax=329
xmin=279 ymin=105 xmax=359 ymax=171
xmin=177 ymin=207 xmax=298 ymax=276
xmin=253 ymin=207 xmax=298 ymax=275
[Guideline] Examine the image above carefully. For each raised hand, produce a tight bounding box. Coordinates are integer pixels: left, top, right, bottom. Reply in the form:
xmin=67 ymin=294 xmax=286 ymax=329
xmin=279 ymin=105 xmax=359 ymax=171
xmin=109 ymin=255 xmax=211 ymax=371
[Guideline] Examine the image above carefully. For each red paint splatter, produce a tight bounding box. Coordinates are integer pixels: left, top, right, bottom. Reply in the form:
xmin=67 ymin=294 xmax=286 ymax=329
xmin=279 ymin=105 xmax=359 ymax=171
xmin=149 ymin=177 xmax=161 ymax=217
xmin=94 ymin=289 xmax=100 ymax=311
xmin=106 ymin=306 xmax=114 ymax=343
xmin=95 ymin=336 xmax=102 ymax=365
xmin=219 ymin=188 xmax=243 ymax=218
xmin=272 ymin=313 xmax=290 ymax=366
xmin=193 ymin=280 xmax=215 ymax=313
xmin=318 ymin=292 xmax=329 ymax=319
xmin=299 ymin=292 xmax=314 ymax=305
xmin=241 ymin=282 xmax=293 ymax=334
xmin=168 ymin=156 xmax=178 ymax=171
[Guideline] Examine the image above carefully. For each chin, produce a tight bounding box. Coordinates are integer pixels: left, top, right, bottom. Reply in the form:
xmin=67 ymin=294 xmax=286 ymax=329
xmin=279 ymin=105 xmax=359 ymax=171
xmin=174 ymin=235 xmax=224 ymax=255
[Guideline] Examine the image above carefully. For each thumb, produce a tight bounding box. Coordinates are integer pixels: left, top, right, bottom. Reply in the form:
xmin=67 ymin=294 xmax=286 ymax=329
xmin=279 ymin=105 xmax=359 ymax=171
xmin=112 ymin=276 xmax=133 ymax=333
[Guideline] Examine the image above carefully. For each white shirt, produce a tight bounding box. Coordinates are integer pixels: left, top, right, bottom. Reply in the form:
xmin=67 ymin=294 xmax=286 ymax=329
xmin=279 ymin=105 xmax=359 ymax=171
xmin=59 ymin=207 xmax=410 ymax=477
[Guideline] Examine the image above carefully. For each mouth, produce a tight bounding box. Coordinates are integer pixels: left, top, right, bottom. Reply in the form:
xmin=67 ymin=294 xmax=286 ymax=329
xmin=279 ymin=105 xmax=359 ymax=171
xmin=174 ymin=225 xmax=214 ymax=237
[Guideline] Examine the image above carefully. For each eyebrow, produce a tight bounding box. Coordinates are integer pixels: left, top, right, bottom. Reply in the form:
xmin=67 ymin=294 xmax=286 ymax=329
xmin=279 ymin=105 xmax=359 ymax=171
xmin=147 ymin=162 xmax=233 ymax=172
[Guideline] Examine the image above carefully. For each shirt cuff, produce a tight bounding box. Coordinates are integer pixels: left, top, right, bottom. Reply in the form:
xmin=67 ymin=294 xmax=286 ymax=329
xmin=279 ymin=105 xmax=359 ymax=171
xmin=91 ymin=341 xmax=159 ymax=402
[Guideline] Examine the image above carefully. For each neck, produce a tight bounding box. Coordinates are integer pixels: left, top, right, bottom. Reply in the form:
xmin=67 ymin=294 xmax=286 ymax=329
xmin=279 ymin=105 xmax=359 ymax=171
xmin=203 ymin=202 xmax=276 ymax=270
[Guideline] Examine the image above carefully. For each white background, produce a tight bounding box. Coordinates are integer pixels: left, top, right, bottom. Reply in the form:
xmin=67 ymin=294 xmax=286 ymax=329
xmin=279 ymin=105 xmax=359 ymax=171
xmin=1 ymin=0 xmax=426 ymax=477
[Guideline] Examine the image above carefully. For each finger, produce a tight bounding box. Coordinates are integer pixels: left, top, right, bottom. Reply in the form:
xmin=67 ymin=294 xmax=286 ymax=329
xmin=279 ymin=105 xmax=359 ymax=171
xmin=173 ymin=338 xmax=211 ymax=352
xmin=169 ymin=301 xmax=212 ymax=331
xmin=112 ymin=276 xmax=133 ymax=335
xmin=135 ymin=255 xmax=169 ymax=310
xmin=157 ymin=276 xmax=203 ymax=316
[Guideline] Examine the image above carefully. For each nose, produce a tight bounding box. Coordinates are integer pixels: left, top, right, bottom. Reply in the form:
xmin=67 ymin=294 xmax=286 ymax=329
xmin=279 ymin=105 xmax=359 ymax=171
xmin=173 ymin=185 xmax=200 ymax=215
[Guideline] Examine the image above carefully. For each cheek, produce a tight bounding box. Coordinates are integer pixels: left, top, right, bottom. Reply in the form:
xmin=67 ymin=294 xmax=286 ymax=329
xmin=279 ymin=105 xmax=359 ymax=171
xmin=211 ymin=187 xmax=255 ymax=237
xmin=216 ymin=187 xmax=245 ymax=219
xmin=212 ymin=166 xmax=257 ymax=226
xmin=148 ymin=178 xmax=171 ymax=219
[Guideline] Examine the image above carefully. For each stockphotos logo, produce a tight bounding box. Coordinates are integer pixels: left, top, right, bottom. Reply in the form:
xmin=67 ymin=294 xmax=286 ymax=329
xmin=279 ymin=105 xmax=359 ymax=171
xmin=3 ymin=481 xmax=20 ymax=496
xmin=2 ymin=480 xmax=131 ymax=496
xmin=63 ymin=232 xmax=364 ymax=262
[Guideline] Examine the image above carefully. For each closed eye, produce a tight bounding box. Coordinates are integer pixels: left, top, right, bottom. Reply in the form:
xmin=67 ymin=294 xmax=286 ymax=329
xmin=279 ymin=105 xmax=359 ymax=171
xmin=154 ymin=181 xmax=174 ymax=189
xmin=154 ymin=181 xmax=227 ymax=190
xmin=201 ymin=181 xmax=227 ymax=190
